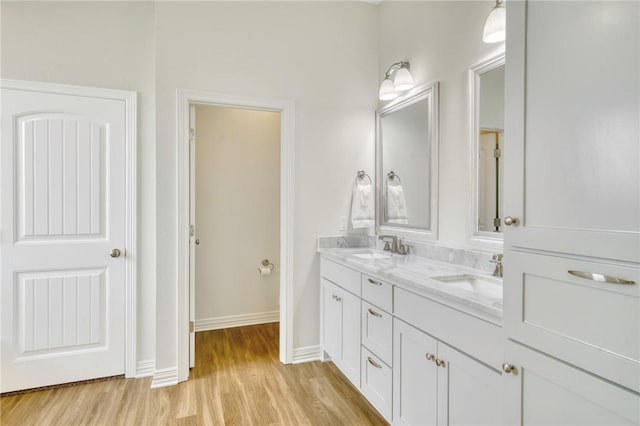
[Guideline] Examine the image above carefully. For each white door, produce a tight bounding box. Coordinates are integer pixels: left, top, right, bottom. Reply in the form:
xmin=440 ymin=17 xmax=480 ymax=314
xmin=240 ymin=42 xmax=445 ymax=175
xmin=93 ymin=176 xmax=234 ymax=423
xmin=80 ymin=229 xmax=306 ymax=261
xmin=1 ymin=87 xmax=127 ymax=392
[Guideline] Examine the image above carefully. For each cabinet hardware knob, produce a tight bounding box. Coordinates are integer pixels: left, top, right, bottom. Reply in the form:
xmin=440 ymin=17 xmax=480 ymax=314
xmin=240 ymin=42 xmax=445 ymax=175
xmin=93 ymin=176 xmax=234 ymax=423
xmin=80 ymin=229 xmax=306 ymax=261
xmin=368 ymin=308 xmax=383 ymax=318
xmin=504 ymin=216 xmax=518 ymax=226
xmin=435 ymin=358 xmax=446 ymax=367
xmin=426 ymin=353 xmax=436 ymax=362
xmin=367 ymin=357 xmax=382 ymax=369
xmin=367 ymin=278 xmax=383 ymax=286
xmin=110 ymin=248 xmax=122 ymax=258
xmin=502 ymin=363 xmax=517 ymax=374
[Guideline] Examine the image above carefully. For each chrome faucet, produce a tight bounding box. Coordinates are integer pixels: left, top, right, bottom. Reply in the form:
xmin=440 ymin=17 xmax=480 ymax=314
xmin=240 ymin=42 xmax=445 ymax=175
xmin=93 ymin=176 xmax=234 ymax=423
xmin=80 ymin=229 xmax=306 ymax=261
xmin=378 ymin=235 xmax=408 ymax=255
xmin=490 ymin=253 xmax=504 ymax=277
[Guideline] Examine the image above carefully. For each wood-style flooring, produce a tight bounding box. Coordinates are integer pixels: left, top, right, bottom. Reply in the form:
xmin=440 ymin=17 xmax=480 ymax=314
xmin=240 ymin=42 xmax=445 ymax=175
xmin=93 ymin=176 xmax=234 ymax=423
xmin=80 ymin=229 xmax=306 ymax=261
xmin=1 ymin=323 xmax=387 ymax=425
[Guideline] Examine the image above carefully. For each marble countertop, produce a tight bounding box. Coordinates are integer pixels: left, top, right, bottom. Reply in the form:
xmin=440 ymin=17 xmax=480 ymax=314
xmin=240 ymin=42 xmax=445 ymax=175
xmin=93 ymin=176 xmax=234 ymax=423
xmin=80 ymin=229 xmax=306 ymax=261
xmin=320 ymin=248 xmax=503 ymax=323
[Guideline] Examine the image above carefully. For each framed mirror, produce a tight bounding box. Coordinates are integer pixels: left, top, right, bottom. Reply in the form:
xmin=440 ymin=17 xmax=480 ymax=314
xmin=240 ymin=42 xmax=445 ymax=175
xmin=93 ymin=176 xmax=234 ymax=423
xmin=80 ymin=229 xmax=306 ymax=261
xmin=468 ymin=53 xmax=505 ymax=247
xmin=376 ymin=82 xmax=439 ymax=241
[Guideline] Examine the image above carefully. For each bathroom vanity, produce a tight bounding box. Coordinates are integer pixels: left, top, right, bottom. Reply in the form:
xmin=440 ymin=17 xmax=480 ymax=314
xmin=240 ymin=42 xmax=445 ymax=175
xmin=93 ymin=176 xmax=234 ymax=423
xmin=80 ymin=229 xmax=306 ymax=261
xmin=320 ymin=249 xmax=503 ymax=424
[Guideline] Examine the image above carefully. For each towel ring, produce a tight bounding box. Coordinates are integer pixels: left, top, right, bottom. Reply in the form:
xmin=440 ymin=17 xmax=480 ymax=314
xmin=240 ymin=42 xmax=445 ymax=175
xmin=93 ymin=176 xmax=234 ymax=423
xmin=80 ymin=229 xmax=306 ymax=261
xmin=356 ymin=170 xmax=372 ymax=185
xmin=387 ymin=171 xmax=402 ymax=184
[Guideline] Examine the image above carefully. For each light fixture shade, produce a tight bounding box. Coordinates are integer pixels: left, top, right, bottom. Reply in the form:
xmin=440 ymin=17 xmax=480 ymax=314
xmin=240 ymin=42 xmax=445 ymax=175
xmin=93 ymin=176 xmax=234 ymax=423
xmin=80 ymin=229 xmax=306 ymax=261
xmin=393 ymin=67 xmax=414 ymax=91
xmin=483 ymin=5 xmax=506 ymax=43
xmin=379 ymin=78 xmax=398 ymax=101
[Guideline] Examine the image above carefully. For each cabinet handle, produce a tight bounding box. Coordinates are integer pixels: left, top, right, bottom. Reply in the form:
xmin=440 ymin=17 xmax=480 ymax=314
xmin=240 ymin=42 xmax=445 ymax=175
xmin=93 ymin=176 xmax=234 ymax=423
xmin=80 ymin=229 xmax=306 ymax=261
xmin=368 ymin=308 xmax=383 ymax=318
xmin=367 ymin=278 xmax=383 ymax=286
xmin=367 ymin=357 xmax=382 ymax=369
xmin=568 ymin=270 xmax=635 ymax=285
xmin=502 ymin=363 xmax=517 ymax=374
xmin=504 ymin=216 xmax=518 ymax=226
xmin=332 ymin=294 xmax=336 ymax=300
xmin=426 ymin=353 xmax=436 ymax=362
xmin=435 ymin=358 xmax=446 ymax=367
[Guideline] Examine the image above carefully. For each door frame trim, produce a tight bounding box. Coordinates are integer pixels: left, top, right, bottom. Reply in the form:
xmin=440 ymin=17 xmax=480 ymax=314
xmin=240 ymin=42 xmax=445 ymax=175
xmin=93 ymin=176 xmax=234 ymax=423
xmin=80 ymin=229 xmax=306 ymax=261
xmin=176 ymin=89 xmax=295 ymax=382
xmin=0 ymin=79 xmax=138 ymax=379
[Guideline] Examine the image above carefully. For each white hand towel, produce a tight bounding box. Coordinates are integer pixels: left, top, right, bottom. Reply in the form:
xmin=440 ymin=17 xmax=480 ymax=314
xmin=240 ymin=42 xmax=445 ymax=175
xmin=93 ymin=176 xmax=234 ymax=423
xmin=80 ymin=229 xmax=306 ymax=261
xmin=351 ymin=183 xmax=374 ymax=229
xmin=386 ymin=184 xmax=408 ymax=224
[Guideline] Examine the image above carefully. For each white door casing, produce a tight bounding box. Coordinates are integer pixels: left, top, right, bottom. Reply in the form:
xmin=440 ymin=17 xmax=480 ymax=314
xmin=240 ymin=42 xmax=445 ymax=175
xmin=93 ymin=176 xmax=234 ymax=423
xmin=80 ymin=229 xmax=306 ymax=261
xmin=0 ymin=80 xmax=137 ymax=392
xmin=175 ymin=89 xmax=294 ymax=386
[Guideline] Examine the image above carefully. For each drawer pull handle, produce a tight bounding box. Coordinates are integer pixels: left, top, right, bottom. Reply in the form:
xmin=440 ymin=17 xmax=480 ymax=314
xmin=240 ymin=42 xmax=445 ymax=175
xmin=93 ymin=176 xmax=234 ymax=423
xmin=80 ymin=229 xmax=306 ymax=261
xmin=426 ymin=353 xmax=436 ymax=362
xmin=367 ymin=357 xmax=382 ymax=369
xmin=435 ymin=358 xmax=446 ymax=368
xmin=368 ymin=308 xmax=383 ymax=318
xmin=568 ymin=270 xmax=635 ymax=285
xmin=367 ymin=278 xmax=383 ymax=286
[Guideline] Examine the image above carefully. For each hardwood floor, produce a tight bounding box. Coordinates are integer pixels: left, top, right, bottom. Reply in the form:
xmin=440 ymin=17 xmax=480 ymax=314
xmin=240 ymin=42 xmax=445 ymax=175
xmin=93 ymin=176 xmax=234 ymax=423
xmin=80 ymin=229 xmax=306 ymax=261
xmin=1 ymin=323 xmax=387 ymax=425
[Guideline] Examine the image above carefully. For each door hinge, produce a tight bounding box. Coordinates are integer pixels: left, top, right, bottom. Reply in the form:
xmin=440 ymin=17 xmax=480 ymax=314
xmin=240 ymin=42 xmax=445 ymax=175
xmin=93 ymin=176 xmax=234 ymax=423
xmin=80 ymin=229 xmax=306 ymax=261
xmin=190 ymin=224 xmax=195 ymax=237
xmin=189 ymin=129 xmax=195 ymax=143
xmin=493 ymin=148 xmax=502 ymax=159
xmin=189 ymin=321 xmax=195 ymax=333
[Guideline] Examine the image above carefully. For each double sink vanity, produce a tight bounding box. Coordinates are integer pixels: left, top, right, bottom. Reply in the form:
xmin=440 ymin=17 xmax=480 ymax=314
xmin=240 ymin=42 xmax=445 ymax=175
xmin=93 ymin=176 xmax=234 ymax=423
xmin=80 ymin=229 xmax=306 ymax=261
xmin=320 ymin=246 xmax=504 ymax=424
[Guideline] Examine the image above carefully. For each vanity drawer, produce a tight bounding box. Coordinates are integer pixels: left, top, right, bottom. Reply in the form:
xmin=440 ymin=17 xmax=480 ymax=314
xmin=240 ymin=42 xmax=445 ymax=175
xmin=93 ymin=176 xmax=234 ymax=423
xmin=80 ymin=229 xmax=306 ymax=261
xmin=321 ymin=258 xmax=361 ymax=296
xmin=394 ymin=287 xmax=502 ymax=369
xmin=362 ymin=301 xmax=393 ymax=366
xmin=505 ymin=250 xmax=640 ymax=393
xmin=361 ymin=347 xmax=392 ymax=421
xmin=361 ymin=274 xmax=393 ymax=312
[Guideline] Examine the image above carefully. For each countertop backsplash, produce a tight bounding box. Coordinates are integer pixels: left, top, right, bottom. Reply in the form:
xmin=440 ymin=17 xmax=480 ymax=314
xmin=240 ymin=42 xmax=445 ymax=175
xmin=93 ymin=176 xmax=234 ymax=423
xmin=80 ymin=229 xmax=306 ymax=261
xmin=318 ymin=235 xmax=497 ymax=274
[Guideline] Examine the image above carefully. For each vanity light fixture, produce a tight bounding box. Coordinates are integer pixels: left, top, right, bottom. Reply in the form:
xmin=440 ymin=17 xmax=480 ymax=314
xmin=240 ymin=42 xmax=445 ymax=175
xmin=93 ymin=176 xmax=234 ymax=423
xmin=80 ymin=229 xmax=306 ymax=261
xmin=483 ymin=0 xmax=506 ymax=43
xmin=379 ymin=61 xmax=415 ymax=101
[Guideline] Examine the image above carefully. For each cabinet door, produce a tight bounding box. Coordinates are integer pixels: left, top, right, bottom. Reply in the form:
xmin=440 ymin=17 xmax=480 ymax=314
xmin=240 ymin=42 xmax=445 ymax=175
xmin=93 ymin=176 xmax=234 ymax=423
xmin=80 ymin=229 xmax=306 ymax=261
xmin=503 ymin=341 xmax=640 ymax=426
xmin=338 ymin=287 xmax=361 ymax=388
xmin=321 ymin=278 xmax=340 ymax=361
xmin=393 ymin=319 xmax=438 ymax=426
xmin=504 ymin=0 xmax=640 ymax=263
xmin=437 ymin=343 xmax=502 ymax=426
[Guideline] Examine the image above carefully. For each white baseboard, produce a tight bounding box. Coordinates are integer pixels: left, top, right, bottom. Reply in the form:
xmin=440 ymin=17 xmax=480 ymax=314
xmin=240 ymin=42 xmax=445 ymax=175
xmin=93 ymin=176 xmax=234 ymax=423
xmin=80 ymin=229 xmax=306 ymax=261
xmin=150 ymin=367 xmax=178 ymax=389
xmin=135 ymin=359 xmax=155 ymax=378
xmin=195 ymin=310 xmax=279 ymax=332
xmin=292 ymin=345 xmax=322 ymax=364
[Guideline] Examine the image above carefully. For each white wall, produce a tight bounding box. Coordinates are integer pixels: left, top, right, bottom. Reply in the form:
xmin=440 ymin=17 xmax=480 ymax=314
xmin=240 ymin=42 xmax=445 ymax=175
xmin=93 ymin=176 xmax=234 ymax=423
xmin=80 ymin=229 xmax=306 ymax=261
xmin=194 ymin=106 xmax=280 ymax=323
xmin=379 ymin=1 xmax=505 ymax=248
xmin=0 ymin=1 xmax=157 ymax=367
xmin=154 ymin=1 xmax=379 ymax=369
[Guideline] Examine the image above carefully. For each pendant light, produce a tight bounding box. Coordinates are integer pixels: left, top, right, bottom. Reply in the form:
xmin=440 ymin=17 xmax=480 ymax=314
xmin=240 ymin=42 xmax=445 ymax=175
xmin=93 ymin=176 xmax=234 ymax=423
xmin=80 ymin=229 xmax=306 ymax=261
xmin=483 ymin=0 xmax=506 ymax=43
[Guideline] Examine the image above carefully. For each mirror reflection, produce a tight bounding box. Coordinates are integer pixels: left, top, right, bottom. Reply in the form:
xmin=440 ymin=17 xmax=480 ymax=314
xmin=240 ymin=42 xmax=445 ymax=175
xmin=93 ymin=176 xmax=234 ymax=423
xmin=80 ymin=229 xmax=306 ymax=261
xmin=469 ymin=54 xmax=505 ymax=244
xmin=376 ymin=83 xmax=438 ymax=237
xmin=477 ymin=65 xmax=505 ymax=232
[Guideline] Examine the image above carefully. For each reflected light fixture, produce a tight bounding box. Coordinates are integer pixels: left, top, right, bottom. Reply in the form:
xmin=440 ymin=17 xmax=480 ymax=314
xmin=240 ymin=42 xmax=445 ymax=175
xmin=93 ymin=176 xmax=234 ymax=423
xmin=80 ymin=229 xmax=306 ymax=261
xmin=378 ymin=61 xmax=414 ymax=101
xmin=483 ymin=0 xmax=506 ymax=43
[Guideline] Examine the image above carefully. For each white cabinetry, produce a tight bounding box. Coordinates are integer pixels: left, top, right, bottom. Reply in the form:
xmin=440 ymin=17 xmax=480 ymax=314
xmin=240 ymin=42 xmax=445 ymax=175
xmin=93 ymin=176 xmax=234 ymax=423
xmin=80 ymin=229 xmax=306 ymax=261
xmin=393 ymin=315 xmax=501 ymax=426
xmin=503 ymin=1 xmax=640 ymax=422
xmin=360 ymin=274 xmax=394 ymax=421
xmin=320 ymin=258 xmax=361 ymax=389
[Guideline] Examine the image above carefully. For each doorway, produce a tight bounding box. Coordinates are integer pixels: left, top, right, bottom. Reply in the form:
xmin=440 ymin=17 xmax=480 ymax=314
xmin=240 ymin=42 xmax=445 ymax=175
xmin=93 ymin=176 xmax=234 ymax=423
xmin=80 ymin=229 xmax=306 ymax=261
xmin=191 ymin=104 xmax=280 ymax=357
xmin=176 ymin=90 xmax=295 ymax=382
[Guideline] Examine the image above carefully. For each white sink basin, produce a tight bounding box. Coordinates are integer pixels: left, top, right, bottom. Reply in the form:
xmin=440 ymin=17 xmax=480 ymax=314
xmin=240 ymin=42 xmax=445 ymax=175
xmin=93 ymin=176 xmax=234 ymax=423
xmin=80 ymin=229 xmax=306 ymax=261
xmin=433 ymin=274 xmax=502 ymax=299
xmin=351 ymin=252 xmax=393 ymax=260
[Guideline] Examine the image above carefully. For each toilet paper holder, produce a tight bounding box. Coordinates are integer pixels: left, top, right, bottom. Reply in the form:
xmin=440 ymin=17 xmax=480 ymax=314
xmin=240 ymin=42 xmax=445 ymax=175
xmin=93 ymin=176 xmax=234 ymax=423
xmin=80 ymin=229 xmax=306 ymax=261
xmin=260 ymin=259 xmax=275 ymax=271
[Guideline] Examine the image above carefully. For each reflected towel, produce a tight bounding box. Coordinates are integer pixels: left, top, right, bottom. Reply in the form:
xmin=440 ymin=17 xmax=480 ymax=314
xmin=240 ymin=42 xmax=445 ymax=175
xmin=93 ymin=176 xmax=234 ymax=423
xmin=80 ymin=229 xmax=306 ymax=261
xmin=386 ymin=184 xmax=408 ymax=224
xmin=351 ymin=183 xmax=374 ymax=228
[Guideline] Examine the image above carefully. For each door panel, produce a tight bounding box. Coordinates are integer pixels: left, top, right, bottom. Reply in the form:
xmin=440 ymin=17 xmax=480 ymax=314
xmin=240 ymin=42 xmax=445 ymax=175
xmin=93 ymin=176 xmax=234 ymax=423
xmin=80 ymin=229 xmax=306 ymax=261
xmin=1 ymin=87 xmax=126 ymax=392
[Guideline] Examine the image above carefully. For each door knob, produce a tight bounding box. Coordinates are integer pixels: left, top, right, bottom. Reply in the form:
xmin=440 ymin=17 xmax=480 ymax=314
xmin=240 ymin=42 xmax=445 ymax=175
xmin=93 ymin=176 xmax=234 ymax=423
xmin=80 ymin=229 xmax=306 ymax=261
xmin=110 ymin=248 xmax=121 ymax=258
xmin=502 ymin=363 xmax=517 ymax=374
xmin=504 ymin=216 xmax=518 ymax=226
xmin=195 ymin=239 xmax=200 ymax=245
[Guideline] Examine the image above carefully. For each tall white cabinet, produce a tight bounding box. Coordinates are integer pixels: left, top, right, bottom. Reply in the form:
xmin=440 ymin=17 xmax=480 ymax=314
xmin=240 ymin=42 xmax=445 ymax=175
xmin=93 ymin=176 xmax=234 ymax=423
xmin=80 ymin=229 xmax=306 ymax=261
xmin=503 ymin=1 xmax=640 ymax=424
